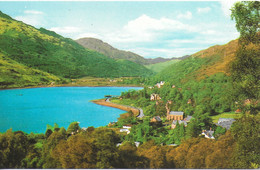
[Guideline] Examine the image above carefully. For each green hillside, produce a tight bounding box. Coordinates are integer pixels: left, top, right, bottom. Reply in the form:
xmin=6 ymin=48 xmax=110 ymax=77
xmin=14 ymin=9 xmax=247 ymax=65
xmin=0 ymin=52 xmax=63 ymax=89
xmin=145 ymin=59 xmax=180 ymax=73
xmin=0 ymin=11 xmax=153 ymax=86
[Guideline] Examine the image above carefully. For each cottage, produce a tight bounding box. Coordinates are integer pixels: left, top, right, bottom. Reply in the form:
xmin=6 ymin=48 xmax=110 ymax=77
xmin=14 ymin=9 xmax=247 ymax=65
xmin=184 ymin=115 xmax=193 ymax=122
xmin=135 ymin=142 xmax=141 ymax=147
xmin=150 ymin=93 xmax=161 ymax=101
xmin=217 ymin=118 xmax=236 ymax=130
xmin=171 ymin=120 xmax=187 ymax=129
xmin=120 ymin=128 xmax=130 ymax=134
xmin=156 ymin=81 xmax=165 ymax=88
xmin=167 ymin=111 xmax=184 ymax=120
xmin=202 ymin=129 xmax=215 ymax=139
xmin=151 ymin=116 xmax=162 ymax=123
xmin=123 ymin=125 xmax=132 ymax=129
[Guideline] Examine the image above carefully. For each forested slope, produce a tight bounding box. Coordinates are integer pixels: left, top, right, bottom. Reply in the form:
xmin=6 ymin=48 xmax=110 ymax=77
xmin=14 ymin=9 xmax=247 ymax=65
xmin=0 ymin=11 xmax=153 ymax=87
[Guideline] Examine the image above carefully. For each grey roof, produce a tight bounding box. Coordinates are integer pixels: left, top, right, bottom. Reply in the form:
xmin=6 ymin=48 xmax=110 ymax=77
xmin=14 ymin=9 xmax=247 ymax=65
xmin=217 ymin=118 xmax=236 ymax=130
xmin=169 ymin=111 xmax=184 ymax=116
xmin=185 ymin=116 xmax=193 ymax=121
xmin=154 ymin=116 xmax=162 ymax=122
xmin=218 ymin=118 xmax=236 ymax=124
xmin=172 ymin=120 xmax=187 ymax=126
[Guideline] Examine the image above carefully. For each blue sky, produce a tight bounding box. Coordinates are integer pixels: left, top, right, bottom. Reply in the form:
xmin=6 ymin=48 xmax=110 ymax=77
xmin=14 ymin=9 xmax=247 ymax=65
xmin=0 ymin=1 xmax=239 ymax=58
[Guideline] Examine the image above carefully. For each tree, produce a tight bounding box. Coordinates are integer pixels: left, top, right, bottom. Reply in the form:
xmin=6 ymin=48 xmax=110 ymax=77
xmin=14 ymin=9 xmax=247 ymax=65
xmin=52 ymin=134 xmax=97 ymax=168
xmin=230 ymin=1 xmax=260 ymax=115
xmin=66 ymin=122 xmax=80 ymax=135
xmin=231 ymin=1 xmax=260 ymax=44
xmin=137 ymin=140 xmax=167 ymax=168
xmin=230 ymin=115 xmax=260 ymax=168
xmin=90 ymin=128 xmax=120 ymax=168
xmin=0 ymin=129 xmax=29 ymax=168
xmin=205 ymin=131 xmax=236 ymax=168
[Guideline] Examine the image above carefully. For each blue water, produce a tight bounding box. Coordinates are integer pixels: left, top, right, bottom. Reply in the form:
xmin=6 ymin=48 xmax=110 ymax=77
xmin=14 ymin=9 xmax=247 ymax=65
xmin=0 ymin=87 xmax=142 ymax=133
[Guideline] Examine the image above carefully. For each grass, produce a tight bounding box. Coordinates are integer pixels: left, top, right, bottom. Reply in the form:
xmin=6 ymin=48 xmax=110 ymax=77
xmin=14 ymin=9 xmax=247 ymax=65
xmin=211 ymin=112 xmax=243 ymax=123
xmin=145 ymin=59 xmax=180 ymax=73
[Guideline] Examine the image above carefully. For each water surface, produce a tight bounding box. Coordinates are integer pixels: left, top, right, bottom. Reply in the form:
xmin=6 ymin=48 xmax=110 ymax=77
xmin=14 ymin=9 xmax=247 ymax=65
xmin=0 ymin=87 xmax=141 ymax=133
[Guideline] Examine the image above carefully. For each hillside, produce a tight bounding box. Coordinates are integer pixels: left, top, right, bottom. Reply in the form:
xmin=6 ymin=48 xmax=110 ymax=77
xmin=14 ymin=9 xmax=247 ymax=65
xmin=76 ymin=37 xmax=149 ymax=65
xmin=145 ymin=59 xmax=180 ymax=73
xmin=150 ymin=39 xmax=239 ymax=85
xmin=0 ymin=52 xmax=63 ymax=89
xmin=0 ymin=11 xmax=153 ymax=87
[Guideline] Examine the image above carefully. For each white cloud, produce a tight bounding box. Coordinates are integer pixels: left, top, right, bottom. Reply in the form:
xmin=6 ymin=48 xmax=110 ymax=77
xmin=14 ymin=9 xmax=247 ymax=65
xmin=14 ymin=10 xmax=45 ymax=27
xmin=24 ymin=10 xmax=44 ymax=15
xmin=15 ymin=15 xmax=44 ymax=27
xmin=107 ymin=14 xmax=196 ymax=43
xmin=177 ymin=11 xmax=192 ymax=20
xmin=220 ymin=0 xmax=239 ymax=16
xmin=197 ymin=7 xmax=211 ymax=13
xmin=50 ymin=27 xmax=82 ymax=34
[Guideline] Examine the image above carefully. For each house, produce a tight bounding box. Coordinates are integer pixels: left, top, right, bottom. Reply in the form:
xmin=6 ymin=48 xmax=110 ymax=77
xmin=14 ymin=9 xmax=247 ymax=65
xmin=172 ymin=85 xmax=176 ymax=88
xmin=123 ymin=125 xmax=132 ymax=129
xmin=135 ymin=142 xmax=141 ymax=147
xmin=167 ymin=111 xmax=184 ymax=120
xmin=151 ymin=116 xmax=162 ymax=123
xmin=202 ymin=129 xmax=215 ymax=139
xmin=150 ymin=93 xmax=161 ymax=101
xmin=217 ymin=118 xmax=236 ymax=130
xmin=156 ymin=81 xmax=165 ymax=88
xmin=120 ymin=128 xmax=130 ymax=134
xmin=171 ymin=120 xmax=187 ymax=129
xmin=184 ymin=115 xmax=193 ymax=122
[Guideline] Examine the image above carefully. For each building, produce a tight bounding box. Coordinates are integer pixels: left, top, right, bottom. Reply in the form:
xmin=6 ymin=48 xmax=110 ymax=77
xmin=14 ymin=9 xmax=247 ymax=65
xmin=151 ymin=116 xmax=162 ymax=123
xmin=156 ymin=81 xmax=165 ymax=88
xmin=150 ymin=93 xmax=161 ymax=101
xmin=120 ymin=128 xmax=130 ymax=134
xmin=184 ymin=115 xmax=193 ymax=122
xmin=217 ymin=118 xmax=236 ymax=130
xmin=202 ymin=129 xmax=215 ymax=139
xmin=167 ymin=111 xmax=184 ymax=120
xmin=171 ymin=120 xmax=187 ymax=129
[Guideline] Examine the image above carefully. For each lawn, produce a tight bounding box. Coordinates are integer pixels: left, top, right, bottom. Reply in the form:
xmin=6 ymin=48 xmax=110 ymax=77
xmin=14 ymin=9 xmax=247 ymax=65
xmin=211 ymin=112 xmax=242 ymax=123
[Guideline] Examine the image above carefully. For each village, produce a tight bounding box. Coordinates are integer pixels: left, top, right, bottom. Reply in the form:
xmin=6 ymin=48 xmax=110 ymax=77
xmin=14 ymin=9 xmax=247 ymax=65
xmin=108 ymin=81 xmax=237 ymax=146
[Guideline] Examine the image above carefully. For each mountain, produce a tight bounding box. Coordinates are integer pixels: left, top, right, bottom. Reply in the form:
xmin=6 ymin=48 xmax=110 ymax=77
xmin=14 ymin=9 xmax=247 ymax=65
xmin=76 ymin=37 xmax=189 ymax=65
xmin=0 ymin=11 xmax=153 ymax=88
xmin=149 ymin=39 xmax=239 ymax=85
xmin=76 ymin=37 xmax=149 ymax=65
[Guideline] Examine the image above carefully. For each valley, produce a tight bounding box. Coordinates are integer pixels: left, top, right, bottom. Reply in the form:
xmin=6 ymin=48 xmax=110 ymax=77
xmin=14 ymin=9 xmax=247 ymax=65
xmin=0 ymin=1 xmax=259 ymax=169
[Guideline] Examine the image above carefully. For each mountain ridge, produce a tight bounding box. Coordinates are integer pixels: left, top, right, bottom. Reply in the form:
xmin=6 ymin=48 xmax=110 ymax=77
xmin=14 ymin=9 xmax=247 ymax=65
xmin=76 ymin=37 xmax=189 ymax=65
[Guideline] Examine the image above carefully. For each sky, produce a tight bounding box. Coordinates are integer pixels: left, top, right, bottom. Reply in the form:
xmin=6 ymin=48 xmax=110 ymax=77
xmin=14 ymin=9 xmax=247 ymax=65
xmin=0 ymin=1 xmax=240 ymax=58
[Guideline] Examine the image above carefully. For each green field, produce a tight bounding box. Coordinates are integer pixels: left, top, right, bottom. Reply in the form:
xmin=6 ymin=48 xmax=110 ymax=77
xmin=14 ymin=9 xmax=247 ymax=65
xmin=145 ymin=59 xmax=180 ymax=73
xmin=211 ymin=112 xmax=243 ymax=123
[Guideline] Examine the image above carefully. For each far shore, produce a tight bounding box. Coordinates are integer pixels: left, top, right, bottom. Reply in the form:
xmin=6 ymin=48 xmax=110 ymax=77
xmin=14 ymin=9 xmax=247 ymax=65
xmin=92 ymin=99 xmax=140 ymax=116
xmin=0 ymin=84 xmax=143 ymax=91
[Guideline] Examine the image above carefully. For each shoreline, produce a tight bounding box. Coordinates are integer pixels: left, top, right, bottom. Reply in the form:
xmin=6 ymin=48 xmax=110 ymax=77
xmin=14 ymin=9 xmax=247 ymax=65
xmin=0 ymin=84 xmax=144 ymax=91
xmin=92 ymin=99 xmax=140 ymax=117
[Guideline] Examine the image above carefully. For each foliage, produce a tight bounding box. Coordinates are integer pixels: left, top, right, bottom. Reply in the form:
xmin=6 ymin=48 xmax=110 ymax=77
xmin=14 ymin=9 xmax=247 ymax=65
xmin=231 ymin=115 xmax=260 ymax=168
xmin=230 ymin=1 xmax=260 ymax=115
xmin=231 ymin=1 xmax=260 ymax=44
xmin=0 ymin=129 xmax=29 ymax=168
